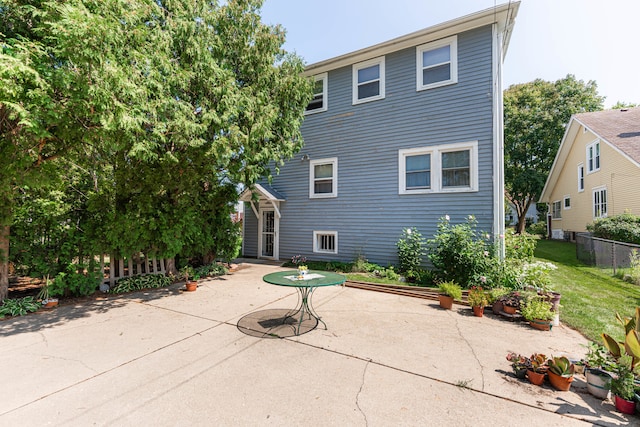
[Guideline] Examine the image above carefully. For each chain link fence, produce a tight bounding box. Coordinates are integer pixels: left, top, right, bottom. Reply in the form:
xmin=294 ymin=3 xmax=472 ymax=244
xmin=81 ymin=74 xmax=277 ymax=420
xmin=576 ymin=232 xmax=640 ymax=273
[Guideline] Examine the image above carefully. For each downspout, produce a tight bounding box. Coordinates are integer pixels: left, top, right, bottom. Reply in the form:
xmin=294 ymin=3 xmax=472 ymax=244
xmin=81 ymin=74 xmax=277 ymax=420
xmin=492 ymin=22 xmax=506 ymax=260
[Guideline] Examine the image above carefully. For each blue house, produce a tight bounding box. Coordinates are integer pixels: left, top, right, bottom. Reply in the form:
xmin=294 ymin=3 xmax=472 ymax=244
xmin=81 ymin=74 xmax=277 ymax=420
xmin=241 ymin=3 xmax=520 ymax=265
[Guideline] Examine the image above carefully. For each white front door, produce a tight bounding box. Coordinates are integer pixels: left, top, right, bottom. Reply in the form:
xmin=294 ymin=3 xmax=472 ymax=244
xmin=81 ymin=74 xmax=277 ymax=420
xmin=259 ymin=208 xmax=279 ymax=260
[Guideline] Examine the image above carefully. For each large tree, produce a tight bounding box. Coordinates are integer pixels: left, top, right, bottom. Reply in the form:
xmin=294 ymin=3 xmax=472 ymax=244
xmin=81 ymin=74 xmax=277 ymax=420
xmin=0 ymin=0 xmax=312 ymax=301
xmin=504 ymin=74 xmax=604 ymax=234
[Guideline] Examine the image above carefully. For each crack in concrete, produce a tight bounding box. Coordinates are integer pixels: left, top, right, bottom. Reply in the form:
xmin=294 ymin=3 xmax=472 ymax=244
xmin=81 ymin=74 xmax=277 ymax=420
xmin=450 ymin=311 xmax=485 ymax=391
xmin=355 ymin=359 xmax=371 ymax=427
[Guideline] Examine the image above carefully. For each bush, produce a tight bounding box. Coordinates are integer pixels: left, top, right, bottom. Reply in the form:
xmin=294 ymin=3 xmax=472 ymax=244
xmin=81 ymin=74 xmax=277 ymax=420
xmin=427 ymin=215 xmax=499 ymax=288
xmin=504 ymin=229 xmax=537 ymax=262
xmin=52 ymin=262 xmax=102 ymax=297
xmin=396 ymin=227 xmax=426 ymax=278
xmin=587 ymin=213 xmax=640 ymax=245
xmin=110 ymin=274 xmax=171 ymax=294
xmin=526 ymin=221 xmax=547 ymax=238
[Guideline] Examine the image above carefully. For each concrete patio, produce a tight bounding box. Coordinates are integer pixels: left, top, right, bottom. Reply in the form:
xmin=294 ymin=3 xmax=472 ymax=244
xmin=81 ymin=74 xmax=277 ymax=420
xmin=0 ymin=261 xmax=637 ymax=426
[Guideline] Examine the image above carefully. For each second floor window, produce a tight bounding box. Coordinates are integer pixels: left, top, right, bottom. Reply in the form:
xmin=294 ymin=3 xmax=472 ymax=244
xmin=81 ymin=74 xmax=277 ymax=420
xmin=578 ymin=164 xmax=584 ymax=192
xmin=416 ymin=36 xmax=458 ymax=91
xmin=587 ymin=140 xmax=600 ymax=173
xmin=305 ymin=73 xmax=327 ymax=114
xmin=352 ymin=57 xmax=385 ymax=104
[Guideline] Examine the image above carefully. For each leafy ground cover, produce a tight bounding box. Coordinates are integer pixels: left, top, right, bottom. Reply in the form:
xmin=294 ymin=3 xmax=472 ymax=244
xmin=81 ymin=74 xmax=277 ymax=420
xmin=534 ymin=239 xmax=640 ymax=343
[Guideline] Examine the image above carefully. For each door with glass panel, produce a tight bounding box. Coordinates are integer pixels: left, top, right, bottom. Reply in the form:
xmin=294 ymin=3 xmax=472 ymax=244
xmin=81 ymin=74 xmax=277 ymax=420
xmin=259 ymin=209 xmax=278 ymax=259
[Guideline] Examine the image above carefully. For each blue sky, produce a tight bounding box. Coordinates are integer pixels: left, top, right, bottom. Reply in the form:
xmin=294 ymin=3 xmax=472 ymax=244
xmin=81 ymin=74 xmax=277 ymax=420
xmin=261 ymin=0 xmax=640 ymax=108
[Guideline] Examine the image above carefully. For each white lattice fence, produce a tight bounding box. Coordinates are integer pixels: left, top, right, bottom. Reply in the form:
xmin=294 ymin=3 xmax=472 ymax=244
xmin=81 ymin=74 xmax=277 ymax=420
xmin=100 ymin=254 xmax=169 ymax=286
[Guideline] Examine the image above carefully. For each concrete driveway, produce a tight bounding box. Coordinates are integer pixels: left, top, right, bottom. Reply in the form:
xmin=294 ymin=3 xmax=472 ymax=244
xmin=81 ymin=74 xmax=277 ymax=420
xmin=1 ymin=261 xmax=637 ymax=426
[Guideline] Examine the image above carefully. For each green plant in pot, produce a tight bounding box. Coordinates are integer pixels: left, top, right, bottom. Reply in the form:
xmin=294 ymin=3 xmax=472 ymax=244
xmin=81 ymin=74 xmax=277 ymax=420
xmin=584 ymin=342 xmax=614 ymax=399
xmin=506 ymin=352 xmax=528 ymax=379
xmin=437 ymin=281 xmax=462 ymax=310
xmin=601 ymin=306 xmax=640 ymax=371
xmin=547 ymin=356 xmax=575 ymax=391
xmin=520 ymin=296 xmax=553 ymax=331
xmin=608 ymin=355 xmax=637 ymax=415
xmin=525 ymin=353 xmax=548 ymax=386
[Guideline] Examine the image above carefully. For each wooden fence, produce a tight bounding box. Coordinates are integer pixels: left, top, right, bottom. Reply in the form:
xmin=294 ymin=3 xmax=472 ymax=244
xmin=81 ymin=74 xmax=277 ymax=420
xmin=99 ymin=254 xmax=170 ymax=286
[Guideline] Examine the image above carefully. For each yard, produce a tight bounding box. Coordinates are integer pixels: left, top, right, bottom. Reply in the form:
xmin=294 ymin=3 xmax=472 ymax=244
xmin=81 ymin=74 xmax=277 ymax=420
xmin=534 ymin=239 xmax=640 ymax=343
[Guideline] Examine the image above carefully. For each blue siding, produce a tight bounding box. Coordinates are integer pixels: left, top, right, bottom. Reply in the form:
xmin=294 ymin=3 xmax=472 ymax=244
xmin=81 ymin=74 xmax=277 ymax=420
xmin=244 ymin=26 xmax=497 ymax=266
xmin=243 ymin=202 xmax=258 ymax=257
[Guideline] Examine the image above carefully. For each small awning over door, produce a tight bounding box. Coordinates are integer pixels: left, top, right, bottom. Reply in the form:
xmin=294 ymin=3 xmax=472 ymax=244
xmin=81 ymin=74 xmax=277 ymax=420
xmin=239 ymin=183 xmax=286 ymax=219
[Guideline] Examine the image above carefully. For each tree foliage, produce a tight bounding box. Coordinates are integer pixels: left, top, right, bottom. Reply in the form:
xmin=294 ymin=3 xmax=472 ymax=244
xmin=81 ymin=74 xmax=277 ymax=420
xmin=0 ymin=0 xmax=313 ymax=301
xmin=504 ymin=74 xmax=604 ymax=234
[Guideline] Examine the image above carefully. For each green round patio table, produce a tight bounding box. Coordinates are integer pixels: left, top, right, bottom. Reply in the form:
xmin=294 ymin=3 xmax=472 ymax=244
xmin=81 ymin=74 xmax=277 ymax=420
xmin=262 ymin=270 xmax=346 ymax=335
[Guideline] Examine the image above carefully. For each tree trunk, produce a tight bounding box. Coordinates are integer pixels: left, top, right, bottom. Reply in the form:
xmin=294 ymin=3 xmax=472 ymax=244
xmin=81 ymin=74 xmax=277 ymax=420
xmin=166 ymin=257 xmax=177 ymax=276
xmin=0 ymin=224 xmax=9 ymax=302
xmin=516 ymin=214 xmax=527 ymax=235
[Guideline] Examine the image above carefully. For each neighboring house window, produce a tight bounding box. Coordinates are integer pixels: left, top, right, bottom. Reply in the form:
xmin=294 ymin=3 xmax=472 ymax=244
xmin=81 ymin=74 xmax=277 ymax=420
xmin=313 ymin=231 xmax=337 ymax=254
xmin=309 ymin=157 xmax=338 ymax=198
xmin=305 ymin=73 xmax=327 ymax=114
xmin=577 ymin=164 xmax=584 ymax=192
xmin=399 ymin=141 xmax=477 ymax=194
xmin=352 ymin=57 xmax=385 ymax=104
xmin=552 ymin=201 xmax=562 ymax=219
xmin=416 ymin=35 xmax=458 ymax=91
xmin=593 ymin=186 xmax=607 ymax=218
xmin=564 ymin=196 xmax=571 ymax=209
xmin=587 ymin=140 xmax=600 ymax=173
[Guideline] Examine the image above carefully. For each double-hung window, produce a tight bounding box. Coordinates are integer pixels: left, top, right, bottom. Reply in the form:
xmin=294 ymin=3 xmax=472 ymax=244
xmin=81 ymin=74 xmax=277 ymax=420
xmin=305 ymin=73 xmax=327 ymax=114
xmin=416 ymin=36 xmax=458 ymax=91
xmin=309 ymin=157 xmax=337 ymax=198
xmin=399 ymin=141 xmax=477 ymax=194
xmin=564 ymin=196 xmax=571 ymax=209
xmin=593 ymin=186 xmax=607 ymax=218
xmin=552 ymin=201 xmax=562 ymax=219
xmin=352 ymin=57 xmax=385 ymax=104
xmin=577 ymin=164 xmax=584 ymax=192
xmin=587 ymin=140 xmax=600 ymax=173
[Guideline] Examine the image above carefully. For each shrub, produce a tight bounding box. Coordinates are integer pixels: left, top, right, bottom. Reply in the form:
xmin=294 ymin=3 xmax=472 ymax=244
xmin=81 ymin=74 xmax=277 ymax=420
xmin=587 ymin=213 xmax=640 ymax=245
xmin=52 ymin=262 xmax=102 ymax=297
xmin=526 ymin=221 xmax=547 ymax=238
xmin=427 ymin=215 xmax=499 ymax=288
xmin=517 ymin=261 xmax=557 ymax=292
xmin=504 ymin=229 xmax=536 ymax=262
xmin=396 ymin=227 xmax=426 ymax=278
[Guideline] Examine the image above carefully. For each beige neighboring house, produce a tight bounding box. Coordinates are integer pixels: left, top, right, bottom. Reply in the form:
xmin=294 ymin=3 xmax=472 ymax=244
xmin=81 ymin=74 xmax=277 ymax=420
xmin=539 ymin=107 xmax=640 ymax=240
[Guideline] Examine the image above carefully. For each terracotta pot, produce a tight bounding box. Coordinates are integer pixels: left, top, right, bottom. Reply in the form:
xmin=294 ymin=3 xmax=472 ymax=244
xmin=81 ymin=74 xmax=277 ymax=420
xmin=529 ymin=319 xmax=551 ymax=331
xmin=615 ymin=395 xmax=636 ymax=415
xmin=438 ymin=294 xmax=454 ymax=310
xmin=586 ymin=368 xmax=611 ymax=399
xmin=472 ymin=306 xmax=484 ymax=317
xmin=503 ymin=305 xmax=517 ymax=315
xmin=526 ymin=369 xmax=545 ymax=386
xmin=185 ymin=281 xmax=198 ymax=292
xmin=548 ymin=370 xmax=574 ymax=391
xmin=43 ymin=299 xmax=58 ymax=308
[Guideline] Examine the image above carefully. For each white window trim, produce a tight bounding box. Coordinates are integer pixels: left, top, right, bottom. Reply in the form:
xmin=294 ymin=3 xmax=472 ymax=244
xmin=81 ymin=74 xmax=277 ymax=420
xmin=586 ymin=139 xmax=600 ymax=174
xmin=313 ymin=230 xmax=338 ymax=254
xmin=352 ymin=56 xmax=385 ymax=105
xmin=563 ymin=195 xmax=571 ymax=210
xmin=416 ymin=35 xmax=458 ymax=91
xmin=305 ymin=73 xmax=328 ymax=115
xmin=399 ymin=141 xmax=478 ymax=194
xmin=309 ymin=157 xmax=338 ymax=199
xmin=552 ymin=200 xmax=562 ymax=220
xmin=593 ymin=185 xmax=608 ymax=219
xmin=577 ymin=163 xmax=585 ymax=193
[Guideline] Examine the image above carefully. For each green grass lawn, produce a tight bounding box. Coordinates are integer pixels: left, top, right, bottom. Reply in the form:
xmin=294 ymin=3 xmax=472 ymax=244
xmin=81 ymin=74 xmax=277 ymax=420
xmin=535 ymin=239 xmax=640 ymax=343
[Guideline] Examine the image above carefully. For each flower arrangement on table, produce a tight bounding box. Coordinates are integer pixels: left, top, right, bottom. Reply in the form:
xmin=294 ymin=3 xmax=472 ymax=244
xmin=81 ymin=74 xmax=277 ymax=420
xmin=291 ymin=255 xmax=308 ymax=278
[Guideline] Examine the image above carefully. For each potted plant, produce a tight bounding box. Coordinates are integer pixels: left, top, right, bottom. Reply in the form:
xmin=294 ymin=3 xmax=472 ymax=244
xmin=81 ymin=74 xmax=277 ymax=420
xmin=500 ymin=291 xmax=522 ymax=315
xmin=468 ymin=286 xmax=489 ymax=317
xmin=437 ymin=281 xmax=462 ymax=310
xmin=520 ymin=296 xmax=553 ymax=331
xmin=584 ymin=342 xmax=613 ymax=399
xmin=506 ymin=352 xmax=528 ymax=379
xmin=181 ymin=266 xmax=198 ymax=292
xmin=489 ymin=287 xmax=509 ymax=314
xmin=608 ymin=355 xmax=637 ymax=415
xmin=525 ymin=353 xmax=548 ymax=386
xmin=37 ymin=276 xmax=58 ymax=308
xmin=547 ymin=356 xmax=575 ymax=391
